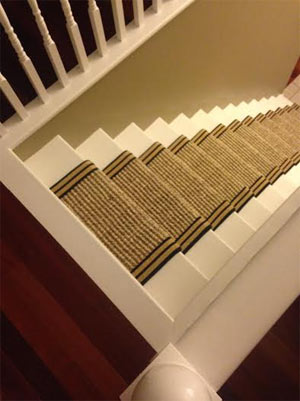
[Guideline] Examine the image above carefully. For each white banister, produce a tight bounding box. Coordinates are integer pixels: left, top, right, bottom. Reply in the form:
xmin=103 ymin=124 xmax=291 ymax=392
xmin=2 ymin=0 xmax=195 ymax=143
xmin=0 ymin=73 xmax=28 ymax=120
xmin=88 ymin=0 xmax=107 ymax=57
xmin=133 ymin=0 xmax=144 ymax=27
xmin=60 ymin=0 xmax=89 ymax=71
xmin=28 ymin=0 xmax=69 ymax=87
xmin=152 ymin=0 xmax=162 ymax=13
xmin=0 ymin=3 xmax=49 ymax=103
xmin=111 ymin=0 xmax=126 ymax=41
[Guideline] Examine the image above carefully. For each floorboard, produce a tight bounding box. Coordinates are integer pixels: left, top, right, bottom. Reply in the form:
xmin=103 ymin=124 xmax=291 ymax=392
xmin=218 ymin=297 xmax=299 ymax=401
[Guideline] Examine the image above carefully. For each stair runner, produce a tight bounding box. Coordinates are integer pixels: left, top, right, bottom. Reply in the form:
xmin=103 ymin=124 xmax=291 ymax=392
xmin=103 ymin=153 xmax=214 ymax=251
xmin=50 ymin=161 xmax=181 ymax=284
xmin=141 ymin=142 xmax=252 ymax=212
xmin=50 ymin=103 xmax=300 ymax=285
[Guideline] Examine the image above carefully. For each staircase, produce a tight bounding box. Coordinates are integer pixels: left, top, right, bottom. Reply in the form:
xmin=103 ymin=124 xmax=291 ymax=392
xmin=16 ymin=94 xmax=299 ymax=357
xmin=1 ymin=1 xmax=299 ymax=398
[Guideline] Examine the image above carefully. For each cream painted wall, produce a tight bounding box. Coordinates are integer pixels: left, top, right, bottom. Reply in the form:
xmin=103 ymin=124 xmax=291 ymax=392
xmin=16 ymin=0 xmax=300 ymax=160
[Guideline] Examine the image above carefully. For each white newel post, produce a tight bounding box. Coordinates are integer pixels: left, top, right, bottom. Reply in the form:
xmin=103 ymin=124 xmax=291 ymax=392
xmin=121 ymin=345 xmax=221 ymax=401
xmin=111 ymin=0 xmax=126 ymax=41
xmin=88 ymin=0 xmax=107 ymax=57
xmin=28 ymin=0 xmax=69 ymax=87
xmin=0 ymin=73 xmax=29 ymax=120
xmin=0 ymin=4 xmax=49 ymax=103
xmin=60 ymin=0 xmax=89 ymax=72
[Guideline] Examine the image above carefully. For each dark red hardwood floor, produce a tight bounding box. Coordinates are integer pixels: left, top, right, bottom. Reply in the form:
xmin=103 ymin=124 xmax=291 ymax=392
xmin=1 ymin=184 xmax=299 ymax=400
xmin=1 ymin=184 xmax=155 ymax=400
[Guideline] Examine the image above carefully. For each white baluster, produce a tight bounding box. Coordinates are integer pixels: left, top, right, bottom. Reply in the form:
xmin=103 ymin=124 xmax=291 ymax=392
xmin=60 ymin=0 xmax=89 ymax=71
xmin=28 ymin=0 xmax=69 ymax=87
xmin=111 ymin=0 xmax=126 ymax=41
xmin=0 ymin=73 xmax=28 ymax=120
xmin=0 ymin=4 xmax=49 ymax=103
xmin=88 ymin=0 xmax=107 ymax=56
xmin=152 ymin=0 xmax=162 ymax=13
xmin=133 ymin=0 xmax=144 ymax=27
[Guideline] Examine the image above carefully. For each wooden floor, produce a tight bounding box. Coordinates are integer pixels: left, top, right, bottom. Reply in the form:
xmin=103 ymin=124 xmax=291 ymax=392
xmin=1 ymin=183 xmax=299 ymax=400
xmin=219 ymin=298 xmax=299 ymax=400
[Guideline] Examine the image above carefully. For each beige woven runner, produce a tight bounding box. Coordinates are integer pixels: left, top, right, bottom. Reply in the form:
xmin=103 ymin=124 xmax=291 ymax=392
xmin=215 ymin=121 xmax=292 ymax=178
xmin=261 ymin=108 xmax=300 ymax=141
xmin=102 ymin=152 xmax=210 ymax=252
xmin=191 ymin=132 xmax=268 ymax=196
xmin=166 ymin=138 xmax=253 ymax=211
xmin=275 ymin=106 xmax=300 ymax=127
xmin=50 ymin=160 xmax=180 ymax=284
xmin=139 ymin=143 xmax=234 ymax=227
xmin=272 ymin=115 xmax=300 ymax=136
xmin=289 ymin=109 xmax=300 ymax=123
xmin=259 ymin=117 xmax=300 ymax=150
xmin=243 ymin=118 xmax=300 ymax=166
xmin=244 ymin=111 xmax=300 ymax=154
xmin=283 ymin=113 xmax=300 ymax=126
xmin=279 ymin=104 xmax=300 ymax=123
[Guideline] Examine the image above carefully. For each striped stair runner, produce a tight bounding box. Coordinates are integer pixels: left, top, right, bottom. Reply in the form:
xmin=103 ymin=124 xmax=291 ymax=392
xmin=138 ymin=145 xmax=234 ymax=227
xmin=190 ymin=134 xmax=269 ymax=196
xmin=102 ymin=152 xmax=211 ymax=253
xmin=166 ymin=138 xmax=254 ymax=210
xmin=257 ymin=108 xmax=300 ymax=149
xmin=50 ymin=160 xmax=180 ymax=285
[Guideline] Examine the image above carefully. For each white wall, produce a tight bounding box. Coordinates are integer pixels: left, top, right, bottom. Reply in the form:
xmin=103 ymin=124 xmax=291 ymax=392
xmin=16 ymin=0 xmax=300 ymax=160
